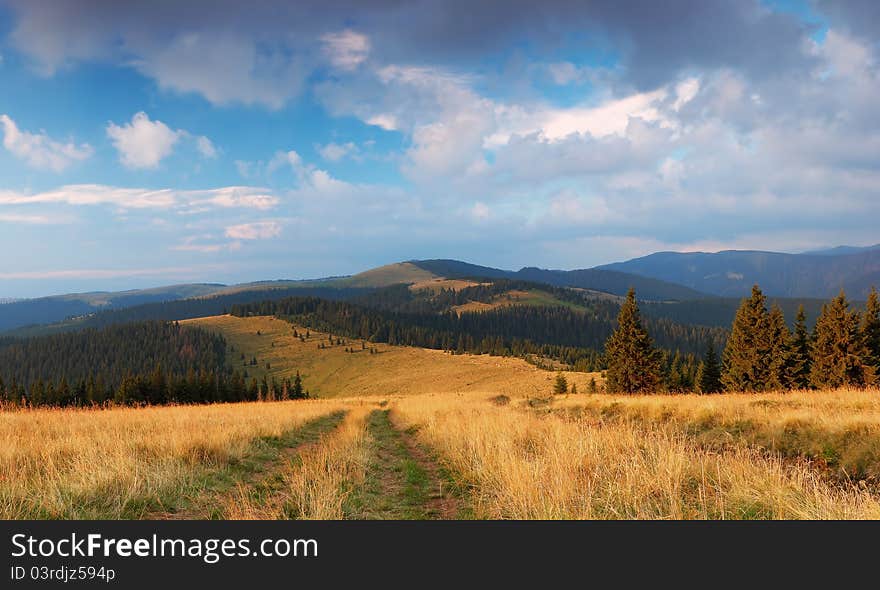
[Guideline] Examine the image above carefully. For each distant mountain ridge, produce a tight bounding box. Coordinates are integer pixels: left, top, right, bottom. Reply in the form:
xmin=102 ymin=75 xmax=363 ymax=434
xmin=4 ymin=245 xmax=878 ymax=334
xmin=408 ymin=260 xmax=707 ymax=301
xmin=597 ymin=248 xmax=880 ymax=299
xmin=0 ymin=259 xmax=705 ymax=334
xmin=801 ymin=244 xmax=880 ymax=256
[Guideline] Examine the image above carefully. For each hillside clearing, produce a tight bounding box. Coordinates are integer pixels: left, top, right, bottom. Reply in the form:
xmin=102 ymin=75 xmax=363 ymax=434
xmin=183 ymin=314 xmax=602 ymax=398
xmin=451 ymin=289 xmax=584 ymax=314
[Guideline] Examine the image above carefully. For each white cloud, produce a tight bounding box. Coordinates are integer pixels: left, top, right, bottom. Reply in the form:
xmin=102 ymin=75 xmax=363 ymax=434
xmin=0 ymin=212 xmax=57 ymax=224
xmin=318 ymin=142 xmax=357 ymax=162
xmin=225 ymin=221 xmax=282 ymax=240
xmin=673 ymin=77 xmax=700 ymax=110
xmin=489 ymin=88 xmax=670 ymax=147
xmin=106 ymin=112 xmax=182 ymax=169
xmin=267 ymin=149 xmax=304 ymax=175
xmin=196 ymin=136 xmax=218 ymax=159
xmin=321 ymin=30 xmax=370 ymax=71
xmin=366 ymin=114 xmax=398 ymax=131
xmin=133 ymin=32 xmax=306 ymax=109
xmin=0 ymin=114 xmax=93 ymax=171
xmin=470 ymin=202 xmax=490 ymax=221
xmin=0 ymin=185 xmax=279 ymax=211
xmin=547 ymin=62 xmax=580 ymax=85
xmin=170 ymin=235 xmax=227 ymax=253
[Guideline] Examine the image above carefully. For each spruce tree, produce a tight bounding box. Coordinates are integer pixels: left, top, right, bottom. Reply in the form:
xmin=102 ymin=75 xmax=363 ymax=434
xmin=722 ymin=285 xmax=782 ymax=392
xmin=765 ymin=304 xmax=789 ymax=390
xmin=698 ymin=342 xmax=723 ymax=393
xmin=784 ymin=305 xmax=812 ymax=389
xmin=553 ymin=373 xmax=569 ymax=394
xmin=604 ymin=288 xmax=662 ymax=393
xmin=810 ymin=290 xmax=866 ymax=389
xmin=861 ymin=287 xmax=880 ymax=385
xmin=292 ymin=371 xmax=305 ymax=399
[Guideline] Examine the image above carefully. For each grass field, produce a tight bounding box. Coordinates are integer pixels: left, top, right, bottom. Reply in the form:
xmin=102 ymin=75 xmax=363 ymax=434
xmin=452 ymin=289 xmax=583 ymax=313
xmin=3 ymin=313 xmax=880 ymax=520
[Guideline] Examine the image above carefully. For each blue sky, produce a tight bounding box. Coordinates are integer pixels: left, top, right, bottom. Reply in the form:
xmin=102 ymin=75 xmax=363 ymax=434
xmin=0 ymin=0 xmax=878 ymax=298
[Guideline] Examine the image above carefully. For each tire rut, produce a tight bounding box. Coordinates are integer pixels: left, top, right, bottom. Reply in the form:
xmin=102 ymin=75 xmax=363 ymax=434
xmin=150 ymin=410 xmax=348 ymax=520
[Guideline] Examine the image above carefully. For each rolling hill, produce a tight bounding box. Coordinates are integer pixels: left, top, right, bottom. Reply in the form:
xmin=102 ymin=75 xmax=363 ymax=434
xmin=0 ymin=259 xmax=705 ymax=334
xmin=409 ymin=259 xmax=707 ymax=301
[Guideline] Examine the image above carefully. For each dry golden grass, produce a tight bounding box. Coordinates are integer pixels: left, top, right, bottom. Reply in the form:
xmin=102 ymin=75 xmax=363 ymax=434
xmin=344 ymin=262 xmax=437 ymax=287
xmin=408 ymin=278 xmax=486 ymax=292
xmin=185 ymin=315 xmax=602 ymax=398
xmin=392 ymin=392 xmax=880 ymax=519
xmin=451 ymin=289 xmax=581 ymax=314
xmin=9 ymin=311 xmax=880 ymax=521
xmin=0 ymin=400 xmax=348 ymax=519
xmin=224 ymin=407 xmax=372 ymax=520
xmin=552 ymin=388 xmax=880 ymax=483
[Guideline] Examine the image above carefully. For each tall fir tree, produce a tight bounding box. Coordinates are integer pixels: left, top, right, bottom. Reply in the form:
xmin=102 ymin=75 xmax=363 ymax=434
xmin=292 ymin=371 xmax=305 ymax=399
xmin=860 ymin=286 xmax=880 ymax=385
xmin=698 ymin=342 xmax=723 ymax=393
xmin=553 ymin=373 xmax=569 ymax=394
xmin=765 ymin=304 xmax=789 ymax=390
xmin=722 ymin=285 xmax=780 ymax=391
xmin=810 ymin=290 xmax=867 ymax=389
xmin=784 ymin=305 xmax=812 ymax=389
xmin=604 ymin=288 xmax=662 ymax=393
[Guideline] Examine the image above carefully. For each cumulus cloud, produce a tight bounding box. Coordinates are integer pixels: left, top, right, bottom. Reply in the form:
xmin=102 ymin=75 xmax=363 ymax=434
xmin=225 ymin=221 xmax=282 ymax=240
xmin=0 ymin=114 xmax=92 ymax=171
xmin=196 ymin=136 xmax=218 ymax=159
xmin=106 ymin=112 xmax=182 ymax=169
xmin=321 ymin=30 xmax=370 ymax=71
xmin=1 ymin=1 xmax=879 ymax=275
xmin=132 ymin=32 xmax=306 ymax=109
xmin=366 ymin=114 xmax=398 ymax=130
xmin=317 ymin=142 xmax=358 ymax=162
xmin=4 ymin=0 xmax=815 ymax=107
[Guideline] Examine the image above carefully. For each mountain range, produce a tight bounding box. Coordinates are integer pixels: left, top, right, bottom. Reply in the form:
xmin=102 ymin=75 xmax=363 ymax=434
xmin=598 ymin=246 xmax=880 ymax=299
xmin=1 ymin=245 xmax=878 ymax=334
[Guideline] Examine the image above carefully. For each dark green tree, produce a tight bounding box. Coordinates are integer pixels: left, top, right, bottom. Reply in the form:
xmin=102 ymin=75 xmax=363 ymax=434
xmin=698 ymin=342 xmax=723 ymax=393
xmin=783 ymin=305 xmax=812 ymax=389
xmin=861 ymin=287 xmax=880 ymax=386
xmin=765 ymin=304 xmax=789 ymax=390
xmin=553 ymin=373 xmax=569 ymax=394
xmin=292 ymin=371 xmax=305 ymax=399
xmin=722 ymin=285 xmax=783 ymax=392
xmin=604 ymin=288 xmax=662 ymax=393
xmin=810 ymin=290 xmax=866 ymax=389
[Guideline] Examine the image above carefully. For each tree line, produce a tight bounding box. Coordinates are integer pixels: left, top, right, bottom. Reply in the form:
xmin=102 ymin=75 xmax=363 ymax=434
xmin=0 ymin=321 xmax=310 ymax=407
xmin=603 ymin=285 xmax=880 ymax=393
xmin=230 ymin=293 xmax=726 ymax=372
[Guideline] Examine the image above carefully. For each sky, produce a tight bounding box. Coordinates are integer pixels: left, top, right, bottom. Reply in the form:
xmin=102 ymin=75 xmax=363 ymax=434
xmin=0 ymin=0 xmax=878 ymax=298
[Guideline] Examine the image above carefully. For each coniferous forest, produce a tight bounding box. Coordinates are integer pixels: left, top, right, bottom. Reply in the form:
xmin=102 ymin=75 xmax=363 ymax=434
xmin=230 ymin=290 xmax=726 ymax=371
xmin=0 ymin=321 xmax=308 ymax=407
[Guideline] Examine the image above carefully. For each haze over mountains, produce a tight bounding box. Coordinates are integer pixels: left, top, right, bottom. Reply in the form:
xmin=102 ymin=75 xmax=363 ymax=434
xmin=1 ymin=245 xmax=878 ymax=334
